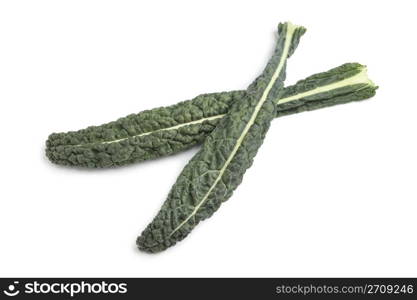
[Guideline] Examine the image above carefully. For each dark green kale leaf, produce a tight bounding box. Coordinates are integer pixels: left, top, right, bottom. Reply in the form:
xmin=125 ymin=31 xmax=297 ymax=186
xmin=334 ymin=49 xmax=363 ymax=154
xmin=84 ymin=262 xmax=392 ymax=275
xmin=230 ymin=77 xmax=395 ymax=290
xmin=137 ymin=22 xmax=306 ymax=253
xmin=45 ymin=63 xmax=376 ymax=168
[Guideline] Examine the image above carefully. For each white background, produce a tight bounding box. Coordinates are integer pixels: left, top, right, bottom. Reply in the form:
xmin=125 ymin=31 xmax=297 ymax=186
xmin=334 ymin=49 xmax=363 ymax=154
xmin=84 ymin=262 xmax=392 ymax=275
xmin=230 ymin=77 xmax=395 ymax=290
xmin=0 ymin=0 xmax=416 ymax=277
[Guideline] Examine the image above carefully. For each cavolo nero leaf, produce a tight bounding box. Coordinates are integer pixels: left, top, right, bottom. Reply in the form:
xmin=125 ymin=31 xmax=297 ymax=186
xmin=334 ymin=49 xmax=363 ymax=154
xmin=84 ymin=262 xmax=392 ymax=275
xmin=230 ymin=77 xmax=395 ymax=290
xmin=45 ymin=63 xmax=377 ymax=168
xmin=136 ymin=22 xmax=306 ymax=253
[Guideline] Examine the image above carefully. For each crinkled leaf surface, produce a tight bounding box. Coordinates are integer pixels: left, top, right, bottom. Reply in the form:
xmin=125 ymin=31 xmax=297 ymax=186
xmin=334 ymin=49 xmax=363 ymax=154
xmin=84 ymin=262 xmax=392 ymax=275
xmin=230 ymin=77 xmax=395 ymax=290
xmin=46 ymin=63 xmax=376 ymax=168
xmin=137 ymin=22 xmax=306 ymax=253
